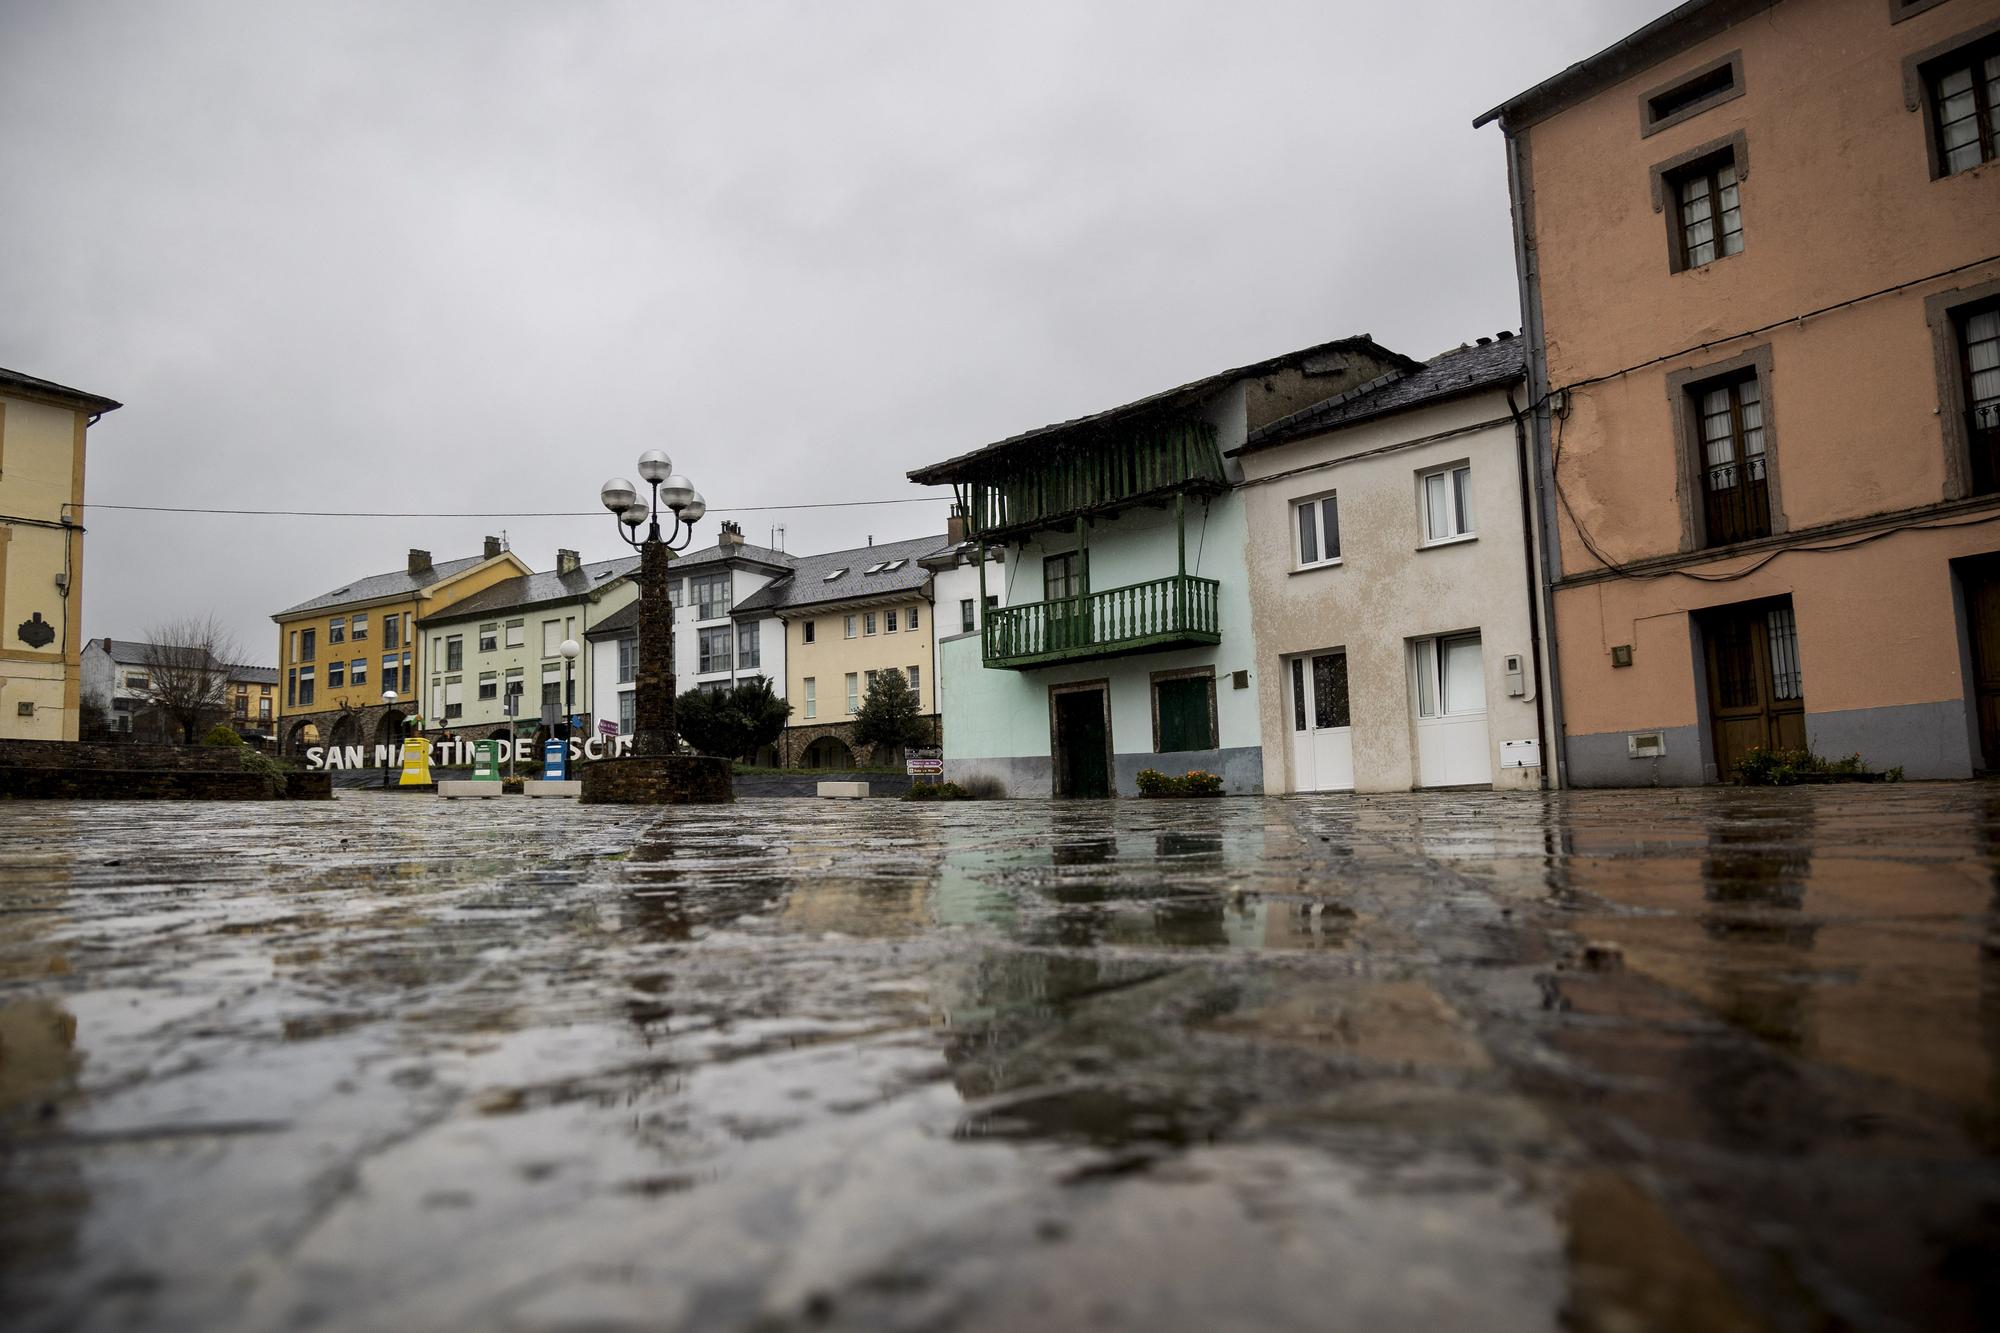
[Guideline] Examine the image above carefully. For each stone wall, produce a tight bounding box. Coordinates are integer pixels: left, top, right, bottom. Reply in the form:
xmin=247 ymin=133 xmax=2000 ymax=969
xmin=0 ymin=739 xmax=247 ymax=771
xmin=579 ymin=754 xmax=733 ymax=804
xmin=780 ymin=715 xmax=941 ymax=768
xmin=0 ymin=738 xmax=330 ymax=800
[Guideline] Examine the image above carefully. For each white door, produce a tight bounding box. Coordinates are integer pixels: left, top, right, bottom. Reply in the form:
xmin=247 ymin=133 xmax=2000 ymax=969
xmin=1413 ymin=633 xmax=1491 ymax=787
xmin=1288 ymin=652 xmax=1355 ymax=792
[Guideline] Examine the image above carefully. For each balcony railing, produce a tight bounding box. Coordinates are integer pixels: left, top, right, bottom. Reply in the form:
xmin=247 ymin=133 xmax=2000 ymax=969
xmin=965 ymin=419 xmax=1227 ymax=540
xmin=983 ymin=574 xmax=1221 ymax=668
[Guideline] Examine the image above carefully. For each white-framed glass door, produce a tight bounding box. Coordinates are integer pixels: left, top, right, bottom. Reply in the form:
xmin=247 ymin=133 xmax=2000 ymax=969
xmin=1412 ymin=632 xmax=1491 ymax=787
xmin=1288 ymin=650 xmax=1354 ymax=792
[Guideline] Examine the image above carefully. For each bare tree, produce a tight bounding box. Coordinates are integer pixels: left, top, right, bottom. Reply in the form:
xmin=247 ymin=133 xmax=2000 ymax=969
xmin=140 ymin=614 xmax=242 ymax=744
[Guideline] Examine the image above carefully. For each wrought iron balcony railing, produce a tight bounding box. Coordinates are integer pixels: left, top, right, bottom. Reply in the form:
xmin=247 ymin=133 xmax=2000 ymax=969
xmin=983 ymin=574 xmax=1221 ymax=669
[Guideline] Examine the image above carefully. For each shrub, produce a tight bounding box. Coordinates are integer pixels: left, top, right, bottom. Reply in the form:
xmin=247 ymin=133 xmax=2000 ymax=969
xmin=1136 ymin=768 xmax=1224 ymax=797
xmin=240 ymin=747 xmax=288 ymax=798
xmin=1731 ymin=747 xmax=1898 ymax=785
xmin=957 ymin=774 xmax=1005 ymax=800
xmin=202 ymin=724 xmax=246 ymax=747
xmin=905 ymin=781 xmax=970 ymax=801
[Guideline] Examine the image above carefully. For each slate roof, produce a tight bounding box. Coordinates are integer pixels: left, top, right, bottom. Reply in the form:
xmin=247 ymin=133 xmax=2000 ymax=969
xmin=582 ymin=601 xmax=639 ymax=638
xmin=0 ymin=366 xmax=122 ymax=414
xmin=418 ymin=555 xmax=641 ymax=625
xmin=907 ymin=335 xmax=1420 ymax=484
xmin=671 ymin=540 xmax=796 ymax=572
xmin=230 ymin=665 xmax=281 ymax=685
xmin=275 ymin=554 xmax=495 ymax=619
xmin=1473 ymin=0 xmax=1751 ymax=131
xmin=731 ymin=534 xmax=949 ymax=615
xmin=1237 ymin=337 xmax=1527 ymax=455
xmin=89 ymin=638 xmax=277 ymax=682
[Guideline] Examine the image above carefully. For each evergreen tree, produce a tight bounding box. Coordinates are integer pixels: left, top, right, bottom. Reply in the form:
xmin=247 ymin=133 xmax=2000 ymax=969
xmin=854 ymin=669 xmax=929 ymax=762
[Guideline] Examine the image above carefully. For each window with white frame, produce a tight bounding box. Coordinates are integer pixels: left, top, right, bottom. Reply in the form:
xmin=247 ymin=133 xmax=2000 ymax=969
xmin=845 ymin=671 xmax=859 ymax=714
xmin=1412 ymin=634 xmax=1486 ymax=719
xmin=479 ymin=623 xmax=497 ymax=652
xmin=542 ymin=620 xmax=562 ymax=657
xmin=1419 ymin=464 xmax=1474 ymax=544
xmin=885 ymin=609 xmax=898 ymax=633
xmin=960 ymin=599 xmax=975 ymax=633
xmin=737 ymin=622 xmax=760 ymax=668
xmin=1293 ymin=492 xmax=1341 ymax=567
xmin=804 ymin=676 xmax=817 ymax=719
xmin=802 ymin=620 xmax=816 ymax=645
xmin=505 ymin=620 xmax=524 ymax=649
xmin=907 ymin=604 xmax=919 ymax=629
xmin=906 ymin=665 xmax=920 ymax=696
xmin=863 ymin=612 xmax=878 ymax=636
xmin=844 ymin=615 xmax=857 ymax=639
xmin=692 ymin=571 xmax=731 ymax=620
xmin=617 ymin=691 xmax=635 ymax=734
xmin=617 ymin=636 xmax=636 ymax=684
xmin=698 ymin=626 xmax=732 ymax=673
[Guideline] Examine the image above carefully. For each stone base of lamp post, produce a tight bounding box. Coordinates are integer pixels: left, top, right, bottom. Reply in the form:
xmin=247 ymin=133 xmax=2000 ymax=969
xmin=578 ymin=754 xmax=734 ymax=804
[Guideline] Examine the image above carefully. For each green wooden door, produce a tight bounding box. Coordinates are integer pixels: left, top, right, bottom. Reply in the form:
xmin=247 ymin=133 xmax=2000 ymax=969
xmin=1053 ymin=688 xmax=1111 ymax=798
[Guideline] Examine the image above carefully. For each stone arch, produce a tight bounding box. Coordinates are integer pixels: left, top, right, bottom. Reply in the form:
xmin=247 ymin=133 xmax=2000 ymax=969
xmin=752 ymin=742 xmax=781 ymax=769
xmin=375 ymin=710 xmax=408 ymax=751
xmin=803 ymin=736 xmax=854 ymax=770
xmin=326 ymin=714 xmax=362 ymax=750
xmin=284 ymin=718 xmax=319 ymax=755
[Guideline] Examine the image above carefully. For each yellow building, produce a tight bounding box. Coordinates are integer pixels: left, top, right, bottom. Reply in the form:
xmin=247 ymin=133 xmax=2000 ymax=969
xmin=731 ymin=534 xmax=945 ymax=768
xmin=271 ymin=538 xmax=530 ymax=754
xmin=0 ymin=367 xmax=121 ymax=741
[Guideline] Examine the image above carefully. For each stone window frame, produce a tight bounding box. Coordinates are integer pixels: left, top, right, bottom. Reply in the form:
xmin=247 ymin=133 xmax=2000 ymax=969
xmin=1638 ymin=49 xmax=1745 ymax=139
xmin=1891 ymin=0 xmax=1956 ymax=25
xmin=1666 ymin=344 xmax=1786 ymax=552
xmin=1902 ymin=14 xmax=2000 ymax=178
xmin=1148 ymin=665 xmax=1219 ymax=754
xmin=1927 ymin=274 xmax=2000 ymax=500
xmin=1648 ymin=130 xmax=1750 ymax=274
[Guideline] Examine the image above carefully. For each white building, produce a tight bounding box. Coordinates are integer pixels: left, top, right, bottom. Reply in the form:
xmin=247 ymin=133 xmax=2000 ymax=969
xmin=1234 ymin=336 xmax=1556 ymax=792
xmin=908 ymin=336 xmax=1418 ymax=796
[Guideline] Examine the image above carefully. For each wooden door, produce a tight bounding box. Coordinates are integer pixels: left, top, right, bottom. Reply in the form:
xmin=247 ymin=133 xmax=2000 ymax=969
xmin=1962 ymin=560 xmax=2000 ymax=770
xmin=1701 ymin=600 xmax=1806 ymax=776
xmin=1053 ymin=687 xmax=1111 ymax=798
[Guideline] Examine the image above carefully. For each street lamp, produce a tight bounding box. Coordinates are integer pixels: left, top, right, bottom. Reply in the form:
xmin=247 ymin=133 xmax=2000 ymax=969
xmin=560 ymin=638 xmax=580 ymax=738
xmin=601 ymin=451 xmax=704 ymax=757
xmin=381 ymin=688 xmax=398 ymax=789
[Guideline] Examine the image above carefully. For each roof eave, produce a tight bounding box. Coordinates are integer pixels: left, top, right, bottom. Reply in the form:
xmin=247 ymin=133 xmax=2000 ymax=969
xmin=1232 ymin=369 xmax=1525 ymax=457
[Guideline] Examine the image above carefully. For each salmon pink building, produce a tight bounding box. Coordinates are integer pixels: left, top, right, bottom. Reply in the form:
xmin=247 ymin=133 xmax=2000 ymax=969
xmin=1479 ymin=0 xmax=2000 ymax=784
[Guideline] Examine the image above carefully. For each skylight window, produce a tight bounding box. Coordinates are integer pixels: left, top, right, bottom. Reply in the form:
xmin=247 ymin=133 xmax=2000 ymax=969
xmin=884 ymin=559 xmax=906 ymax=571
xmin=823 ymin=568 xmax=847 ymax=581
xmin=863 ymin=562 xmax=886 ymax=575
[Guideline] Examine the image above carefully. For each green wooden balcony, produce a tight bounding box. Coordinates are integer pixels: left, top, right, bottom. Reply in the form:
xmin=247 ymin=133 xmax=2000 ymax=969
xmin=983 ymin=574 xmax=1221 ymax=669
xmin=964 ymin=420 xmax=1227 ymax=541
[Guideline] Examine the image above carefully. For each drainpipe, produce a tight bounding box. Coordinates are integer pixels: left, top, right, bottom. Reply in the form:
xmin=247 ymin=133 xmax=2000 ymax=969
xmin=1509 ymin=387 xmax=1551 ymax=792
xmin=1503 ymin=124 xmax=1570 ymax=791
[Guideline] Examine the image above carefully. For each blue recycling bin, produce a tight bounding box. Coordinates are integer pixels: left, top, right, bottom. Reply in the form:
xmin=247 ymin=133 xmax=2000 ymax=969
xmin=542 ymin=737 xmax=568 ymax=781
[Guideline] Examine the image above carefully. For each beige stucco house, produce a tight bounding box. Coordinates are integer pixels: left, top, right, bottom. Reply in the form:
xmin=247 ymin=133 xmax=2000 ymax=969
xmin=1479 ymin=0 xmax=2000 ymax=783
xmin=1236 ymin=337 xmax=1556 ymax=792
xmin=0 ymin=367 xmax=120 ymax=742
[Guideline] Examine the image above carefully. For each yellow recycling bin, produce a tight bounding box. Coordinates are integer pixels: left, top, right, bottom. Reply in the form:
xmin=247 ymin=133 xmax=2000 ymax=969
xmin=398 ymin=737 xmax=434 ymax=786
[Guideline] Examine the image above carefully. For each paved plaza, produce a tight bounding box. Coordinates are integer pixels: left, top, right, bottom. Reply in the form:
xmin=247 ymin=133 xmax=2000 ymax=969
xmin=3 ymin=786 xmax=1999 ymax=1331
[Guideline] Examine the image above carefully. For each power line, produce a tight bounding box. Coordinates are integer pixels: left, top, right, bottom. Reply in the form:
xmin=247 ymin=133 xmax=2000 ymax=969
xmin=74 ymin=495 xmax=946 ymax=519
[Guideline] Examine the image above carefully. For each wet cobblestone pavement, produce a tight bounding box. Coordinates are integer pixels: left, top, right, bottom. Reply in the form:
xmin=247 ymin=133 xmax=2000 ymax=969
xmin=3 ymin=786 xmax=1999 ymax=1331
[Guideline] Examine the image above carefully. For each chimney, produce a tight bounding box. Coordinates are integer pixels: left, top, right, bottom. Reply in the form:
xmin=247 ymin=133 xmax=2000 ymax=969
xmin=718 ymin=520 xmax=744 ymax=549
xmin=408 ymin=549 xmax=433 ymax=575
xmin=556 ymin=548 xmax=581 ymax=576
xmin=946 ymin=505 xmax=967 ymax=547
xmin=484 ymin=535 xmax=503 ymax=559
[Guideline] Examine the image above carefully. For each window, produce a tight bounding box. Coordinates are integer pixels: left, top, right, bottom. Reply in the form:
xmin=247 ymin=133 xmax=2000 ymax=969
xmin=738 ymin=622 xmax=760 ymax=669
xmin=298 ymin=667 xmax=315 ymax=707
xmin=445 ymin=635 xmax=464 ymax=671
xmin=401 ymin=653 xmax=412 ymax=694
xmin=383 ymin=616 xmax=400 ymax=650
xmin=1290 ymin=653 xmax=1351 ymax=731
xmin=669 ymin=579 xmax=684 ymax=609
xmin=1293 ymin=492 xmax=1341 ymax=567
xmin=1668 ymin=148 xmax=1743 ymax=269
xmin=698 ymin=626 xmax=732 ymax=673
xmin=617 ymin=691 xmax=635 ymax=734
xmin=885 ymin=609 xmax=898 ymax=633
xmin=350 ymin=657 xmax=366 ymax=687
xmin=444 ymin=680 xmax=463 ymax=720
xmin=1926 ymin=34 xmax=2000 ymax=176
xmin=864 ymin=612 xmax=878 ymax=636
xmin=351 ymin=614 xmax=368 ymax=641
xmin=382 ymin=655 xmax=398 ymax=690
xmin=1413 ymin=635 xmax=1486 ymax=719
xmin=479 ymin=624 xmax=497 ymax=653
xmin=288 ymin=630 xmax=298 ymax=663
xmin=300 ymin=628 xmax=316 ymax=662
xmin=287 ymin=669 xmax=296 ymax=707
xmin=1420 ymin=465 xmax=1474 ymax=544
xmin=1151 ymin=669 xmax=1216 ymax=753
xmin=542 ymin=620 xmax=562 ymax=657
xmin=617 ymin=636 xmax=637 ymax=684
xmin=907 ymin=605 xmax=919 ymax=629
xmin=505 ymin=620 xmax=525 ymax=649
xmin=1640 ymin=52 xmax=1742 ymax=137
xmin=804 ymin=677 xmax=817 ymax=719
xmin=844 ymin=615 xmax=857 ymax=639
xmin=542 ymin=665 xmax=561 ymax=707
xmin=802 ymin=620 xmax=816 ymax=645
xmin=124 ymin=671 xmax=148 ymax=690
xmin=479 ymin=673 xmax=498 ymax=701
xmin=824 ymin=568 xmax=847 ymax=582
xmin=906 ymin=665 xmax=920 ymax=697
xmin=845 ymin=672 xmax=859 ymax=714
xmin=1958 ymin=299 xmax=2000 ymax=491
xmin=505 ymin=668 xmax=524 ymax=702
xmin=328 ymin=660 xmax=345 ymax=689
xmin=961 ymin=598 xmax=975 ymax=633
xmin=1690 ymin=372 xmax=1771 ymax=545
xmin=692 ymin=571 xmax=731 ymax=620
xmin=1044 ymin=552 xmax=1081 ymax=602
xmin=259 ymin=698 xmax=271 ymax=720
xmin=328 ymin=617 xmax=345 ymax=644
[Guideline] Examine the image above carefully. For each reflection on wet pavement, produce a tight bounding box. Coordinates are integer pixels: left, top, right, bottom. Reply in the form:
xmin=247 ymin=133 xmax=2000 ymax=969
xmin=2 ymin=786 xmax=1999 ymax=1330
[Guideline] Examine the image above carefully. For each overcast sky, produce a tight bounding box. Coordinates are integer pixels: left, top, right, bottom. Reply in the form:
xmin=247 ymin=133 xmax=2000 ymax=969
xmin=0 ymin=0 xmax=1663 ymax=661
